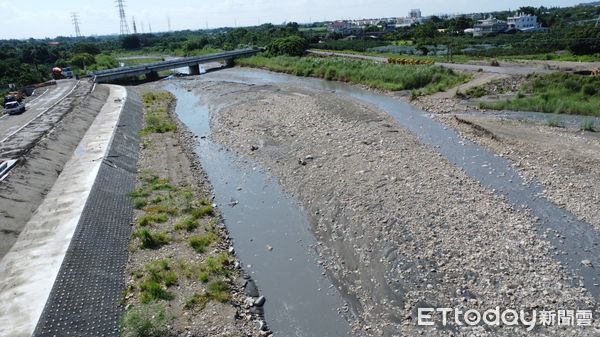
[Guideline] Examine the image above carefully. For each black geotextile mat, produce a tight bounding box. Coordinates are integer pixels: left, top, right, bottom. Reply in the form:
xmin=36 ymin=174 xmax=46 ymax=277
xmin=33 ymin=89 xmax=142 ymax=337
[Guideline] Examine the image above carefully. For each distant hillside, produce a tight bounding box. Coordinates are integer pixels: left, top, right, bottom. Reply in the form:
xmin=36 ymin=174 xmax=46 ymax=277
xmin=577 ymin=1 xmax=600 ymax=6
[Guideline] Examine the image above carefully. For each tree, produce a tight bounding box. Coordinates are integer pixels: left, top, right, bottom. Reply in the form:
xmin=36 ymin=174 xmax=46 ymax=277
xmin=267 ymin=36 xmax=308 ymax=56
xmin=70 ymin=52 xmax=96 ymax=68
xmin=568 ymin=25 xmax=600 ymax=55
xmin=121 ymin=35 xmax=141 ymax=49
xmin=73 ymin=42 xmax=101 ymax=55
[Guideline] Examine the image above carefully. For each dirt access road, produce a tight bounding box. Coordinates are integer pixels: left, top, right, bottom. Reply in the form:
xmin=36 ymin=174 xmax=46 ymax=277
xmin=165 ymin=68 xmax=600 ymax=337
xmin=307 ymin=49 xmax=556 ymax=75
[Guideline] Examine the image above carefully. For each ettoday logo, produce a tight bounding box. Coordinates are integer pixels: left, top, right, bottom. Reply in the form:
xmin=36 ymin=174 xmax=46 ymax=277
xmin=417 ymin=307 xmax=594 ymax=331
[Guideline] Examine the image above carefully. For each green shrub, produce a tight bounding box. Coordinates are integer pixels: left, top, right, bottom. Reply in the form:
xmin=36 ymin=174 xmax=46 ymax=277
xmin=236 ymin=55 xmax=469 ymax=94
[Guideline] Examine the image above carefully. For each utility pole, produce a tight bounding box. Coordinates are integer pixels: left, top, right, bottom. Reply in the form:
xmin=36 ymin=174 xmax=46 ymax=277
xmin=132 ymin=16 xmax=137 ymax=34
xmin=149 ymin=24 xmax=152 ymax=34
xmin=71 ymin=12 xmax=82 ymax=38
xmin=116 ymin=0 xmax=130 ymax=35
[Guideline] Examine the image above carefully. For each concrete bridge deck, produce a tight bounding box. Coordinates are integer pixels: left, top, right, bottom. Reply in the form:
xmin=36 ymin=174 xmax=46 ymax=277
xmin=93 ymin=48 xmax=260 ymax=83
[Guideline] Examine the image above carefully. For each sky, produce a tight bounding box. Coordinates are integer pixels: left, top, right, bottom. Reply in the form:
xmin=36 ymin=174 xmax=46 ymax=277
xmin=0 ymin=0 xmax=590 ymax=39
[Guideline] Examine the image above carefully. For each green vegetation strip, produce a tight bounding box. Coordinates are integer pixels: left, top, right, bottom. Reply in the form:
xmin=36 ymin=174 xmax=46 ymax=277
xmin=237 ymin=55 xmax=470 ymax=95
xmin=121 ymin=92 xmax=236 ymax=336
xmin=480 ymin=73 xmax=600 ymax=117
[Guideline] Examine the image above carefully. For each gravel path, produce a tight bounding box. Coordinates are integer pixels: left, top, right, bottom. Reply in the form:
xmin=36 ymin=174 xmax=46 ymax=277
xmin=178 ymin=78 xmax=599 ymax=337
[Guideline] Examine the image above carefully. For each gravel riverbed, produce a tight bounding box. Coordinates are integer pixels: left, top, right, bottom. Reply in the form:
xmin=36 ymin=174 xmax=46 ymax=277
xmin=173 ymin=76 xmax=599 ymax=337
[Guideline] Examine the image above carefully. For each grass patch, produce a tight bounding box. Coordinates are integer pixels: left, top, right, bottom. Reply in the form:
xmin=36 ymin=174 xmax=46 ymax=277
xmin=140 ymin=92 xmax=177 ymax=136
xmin=137 ymin=213 xmax=169 ymax=227
xmin=174 ymin=217 xmax=199 ymax=231
xmin=480 ymin=73 xmax=600 ymax=116
xmin=144 ymin=205 xmax=178 ymax=216
xmin=133 ymin=229 xmax=170 ymax=249
xmin=456 ymin=86 xmax=487 ymax=99
xmin=145 ymin=259 xmax=178 ymax=287
xmin=140 ymin=280 xmax=174 ymax=303
xmin=133 ymin=197 xmax=148 ymax=209
xmin=237 ymin=55 xmax=469 ymax=95
xmin=189 ymin=232 xmax=219 ymax=254
xmin=191 ymin=205 xmax=214 ymax=218
xmin=121 ymin=303 xmax=171 ymax=337
xmin=184 ymin=280 xmax=230 ymax=311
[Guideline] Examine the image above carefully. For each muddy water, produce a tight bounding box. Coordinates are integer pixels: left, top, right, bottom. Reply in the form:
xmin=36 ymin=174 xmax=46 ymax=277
xmin=186 ymin=68 xmax=600 ymax=299
xmin=165 ymin=84 xmax=352 ymax=337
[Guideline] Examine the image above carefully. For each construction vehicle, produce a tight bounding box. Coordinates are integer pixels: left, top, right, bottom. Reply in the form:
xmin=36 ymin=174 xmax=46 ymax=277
xmin=52 ymin=67 xmax=74 ymax=80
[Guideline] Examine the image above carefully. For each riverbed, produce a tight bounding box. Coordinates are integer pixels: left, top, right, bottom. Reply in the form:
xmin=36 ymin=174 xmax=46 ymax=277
xmin=162 ymin=68 xmax=600 ymax=336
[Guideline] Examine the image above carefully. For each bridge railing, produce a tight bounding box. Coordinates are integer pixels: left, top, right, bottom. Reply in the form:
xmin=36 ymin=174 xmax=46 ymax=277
xmin=93 ymin=48 xmax=260 ymax=78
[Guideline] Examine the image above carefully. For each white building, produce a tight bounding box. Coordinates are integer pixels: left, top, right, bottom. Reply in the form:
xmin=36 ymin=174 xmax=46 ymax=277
xmin=473 ymin=16 xmax=508 ymax=37
xmin=409 ymin=9 xmax=422 ymax=19
xmin=507 ymin=13 xmax=543 ymax=31
xmin=395 ymin=9 xmax=423 ymax=27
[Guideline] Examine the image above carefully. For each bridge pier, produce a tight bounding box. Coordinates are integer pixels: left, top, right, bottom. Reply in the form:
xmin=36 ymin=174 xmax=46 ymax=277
xmin=188 ymin=64 xmax=200 ymax=75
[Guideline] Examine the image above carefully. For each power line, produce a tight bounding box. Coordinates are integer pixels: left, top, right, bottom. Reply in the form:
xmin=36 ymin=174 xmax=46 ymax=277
xmin=71 ymin=12 xmax=82 ymax=38
xmin=116 ymin=0 xmax=130 ymax=35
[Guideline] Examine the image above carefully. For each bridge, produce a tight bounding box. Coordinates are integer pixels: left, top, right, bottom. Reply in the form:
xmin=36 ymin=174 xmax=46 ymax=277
xmin=93 ymin=48 xmax=261 ymax=83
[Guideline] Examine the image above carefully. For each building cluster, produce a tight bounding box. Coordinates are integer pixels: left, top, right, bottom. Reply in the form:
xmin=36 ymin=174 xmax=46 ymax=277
xmin=472 ymin=13 xmax=547 ymax=36
xmin=327 ymin=9 xmax=547 ymax=37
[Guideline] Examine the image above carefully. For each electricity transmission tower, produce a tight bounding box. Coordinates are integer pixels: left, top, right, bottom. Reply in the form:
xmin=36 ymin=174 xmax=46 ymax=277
xmin=132 ymin=16 xmax=137 ymax=34
xmin=71 ymin=13 xmax=82 ymax=38
xmin=116 ymin=0 xmax=130 ymax=35
xmin=167 ymin=16 xmax=172 ymax=32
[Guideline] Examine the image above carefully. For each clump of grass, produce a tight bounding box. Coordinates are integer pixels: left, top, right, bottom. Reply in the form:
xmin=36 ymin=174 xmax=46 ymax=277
xmin=189 ymin=232 xmax=218 ymax=253
xmin=121 ymin=303 xmax=171 ymax=337
xmin=137 ymin=213 xmax=169 ymax=227
xmin=184 ymin=280 xmax=230 ymax=310
xmin=202 ymin=253 xmax=231 ymax=277
xmin=174 ymin=217 xmax=199 ymax=231
xmin=146 ymin=259 xmax=178 ymax=287
xmin=237 ymin=55 xmax=469 ymax=94
xmin=133 ymin=229 xmax=170 ymax=249
xmin=191 ymin=205 xmax=214 ymax=218
xmin=133 ymin=197 xmax=148 ymax=209
xmin=140 ymin=279 xmax=174 ymax=303
xmin=199 ymin=272 xmax=210 ymax=283
xmin=580 ymin=120 xmax=596 ymax=132
xmin=144 ymin=205 xmax=178 ymax=216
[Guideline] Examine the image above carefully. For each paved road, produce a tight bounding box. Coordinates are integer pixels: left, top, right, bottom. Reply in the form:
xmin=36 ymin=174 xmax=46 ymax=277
xmin=0 ymin=80 xmax=77 ymax=142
